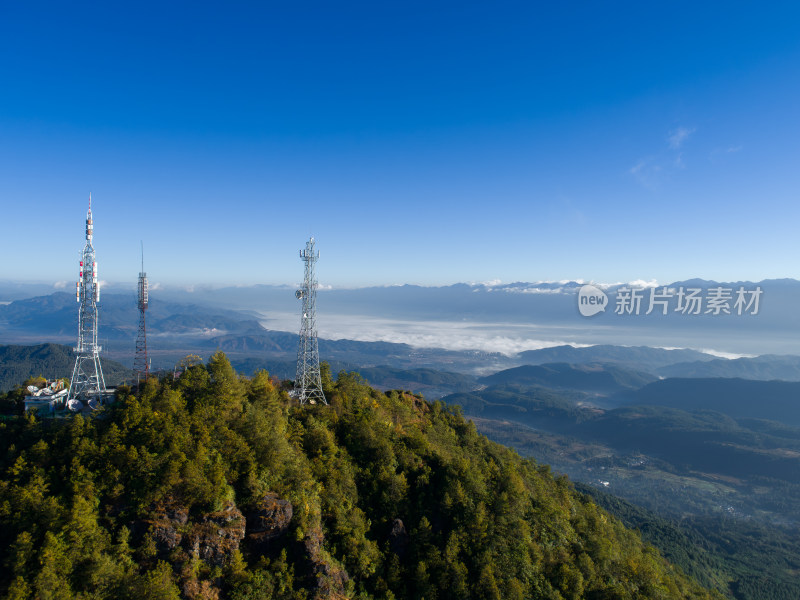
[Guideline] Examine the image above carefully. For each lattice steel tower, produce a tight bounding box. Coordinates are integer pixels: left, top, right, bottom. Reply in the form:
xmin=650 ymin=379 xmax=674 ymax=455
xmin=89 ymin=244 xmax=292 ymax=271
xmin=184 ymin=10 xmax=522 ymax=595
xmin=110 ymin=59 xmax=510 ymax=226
xmin=134 ymin=243 xmax=149 ymax=382
xmin=294 ymin=237 xmax=326 ymax=404
xmin=67 ymin=195 xmax=106 ymax=408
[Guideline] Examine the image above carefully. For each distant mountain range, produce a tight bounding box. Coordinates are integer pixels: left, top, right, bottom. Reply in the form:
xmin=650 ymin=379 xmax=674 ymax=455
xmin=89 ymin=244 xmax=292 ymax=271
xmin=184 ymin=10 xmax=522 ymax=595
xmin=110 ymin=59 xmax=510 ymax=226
xmin=515 ymin=344 xmax=800 ymax=383
xmin=6 ymin=285 xmax=800 ymax=399
xmin=5 ymin=283 xmax=800 ymax=401
xmin=479 ymin=362 xmax=657 ymax=395
xmin=659 ymin=354 xmax=800 ymax=380
xmin=621 ymin=377 xmax=800 ymax=426
xmin=516 ymin=344 xmax=714 ymax=370
xmin=0 ymin=291 xmax=261 ymax=342
xmin=4 ymin=277 xmax=800 ymax=356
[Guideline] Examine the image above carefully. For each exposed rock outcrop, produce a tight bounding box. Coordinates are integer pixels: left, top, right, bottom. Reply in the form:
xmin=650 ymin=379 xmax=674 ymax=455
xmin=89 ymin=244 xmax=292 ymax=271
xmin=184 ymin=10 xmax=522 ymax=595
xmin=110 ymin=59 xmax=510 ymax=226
xmin=246 ymin=492 xmax=293 ymax=551
xmin=134 ymin=500 xmax=189 ymax=556
xmin=185 ymin=500 xmax=246 ymax=567
xmin=132 ymin=494 xmax=317 ymax=597
xmin=304 ymin=524 xmax=350 ymax=600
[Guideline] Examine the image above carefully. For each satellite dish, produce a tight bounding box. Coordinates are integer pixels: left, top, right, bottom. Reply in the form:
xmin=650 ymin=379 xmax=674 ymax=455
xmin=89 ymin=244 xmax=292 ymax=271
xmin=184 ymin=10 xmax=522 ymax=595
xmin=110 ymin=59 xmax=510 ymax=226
xmin=87 ymin=398 xmax=100 ymax=410
xmin=295 ymin=289 xmax=305 ymax=299
xmin=67 ymin=399 xmax=83 ymax=412
xmin=27 ymin=385 xmax=39 ymax=393
xmin=53 ymin=389 xmax=68 ymax=398
xmin=41 ymin=388 xmax=53 ymax=395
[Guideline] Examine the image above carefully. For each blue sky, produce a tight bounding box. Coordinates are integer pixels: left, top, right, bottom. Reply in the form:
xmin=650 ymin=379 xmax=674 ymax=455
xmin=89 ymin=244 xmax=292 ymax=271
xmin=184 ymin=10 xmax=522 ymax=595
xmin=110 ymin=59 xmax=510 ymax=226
xmin=1 ymin=1 xmax=799 ymax=287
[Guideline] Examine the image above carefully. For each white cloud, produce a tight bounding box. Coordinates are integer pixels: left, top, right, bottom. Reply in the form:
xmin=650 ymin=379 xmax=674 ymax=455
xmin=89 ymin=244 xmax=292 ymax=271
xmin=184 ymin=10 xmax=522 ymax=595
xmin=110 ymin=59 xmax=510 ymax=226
xmin=258 ymin=311 xmax=589 ymax=356
xmin=659 ymin=346 xmax=753 ymax=360
xmin=668 ymin=126 xmax=695 ymax=149
xmin=481 ymin=280 xmax=671 ymax=293
xmin=629 ymin=159 xmax=646 ymax=175
xmin=696 ymin=348 xmax=756 ymax=360
xmin=710 ymin=145 xmax=743 ymax=162
xmin=501 ymin=287 xmax=567 ymax=295
xmin=627 ymin=279 xmax=659 ymax=288
xmin=594 ymin=281 xmax=624 ymax=289
xmin=629 ymin=158 xmax=663 ymax=189
xmin=255 ymin=310 xmax=773 ymax=361
xmin=53 ymin=281 xmax=68 ymax=289
xmin=631 ymin=126 xmax=695 ymax=188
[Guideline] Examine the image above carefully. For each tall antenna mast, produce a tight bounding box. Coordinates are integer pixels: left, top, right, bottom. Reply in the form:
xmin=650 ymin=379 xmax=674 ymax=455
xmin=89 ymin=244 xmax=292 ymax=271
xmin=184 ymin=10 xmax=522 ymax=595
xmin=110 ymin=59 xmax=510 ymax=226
xmin=67 ymin=194 xmax=107 ymax=410
xmin=293 ymin=237 xmax=326 ymax=404
xmin=134 ymin=241 xmax=149 ymax=382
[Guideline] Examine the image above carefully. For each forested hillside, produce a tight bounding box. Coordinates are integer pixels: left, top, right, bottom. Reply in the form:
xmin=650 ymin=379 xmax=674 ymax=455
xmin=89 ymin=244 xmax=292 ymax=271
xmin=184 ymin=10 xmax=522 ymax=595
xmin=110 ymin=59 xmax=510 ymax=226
xmin=577 ymin=483 xmax=800 ymax=600
xmin=447 ymin=384 xmax=800 ymax=599
xmin=0 ymin=353 xmax=718 ymax=599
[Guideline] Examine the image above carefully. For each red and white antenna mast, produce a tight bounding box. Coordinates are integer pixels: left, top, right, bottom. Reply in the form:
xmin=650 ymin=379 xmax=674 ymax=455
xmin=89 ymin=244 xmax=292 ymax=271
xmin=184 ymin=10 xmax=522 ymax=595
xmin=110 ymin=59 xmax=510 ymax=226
xmin=67 ymin=194 xmax=106 ymax=409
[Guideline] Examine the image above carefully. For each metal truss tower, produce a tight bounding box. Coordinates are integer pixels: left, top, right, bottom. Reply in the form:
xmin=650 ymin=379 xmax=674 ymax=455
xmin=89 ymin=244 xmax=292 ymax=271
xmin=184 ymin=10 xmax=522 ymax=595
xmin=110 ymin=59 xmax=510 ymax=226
xmin=133 ymin=243 xmax=149 ymax=382
xmin=67 ymin=195 xmax=106 ymax=409
xmin=294 ymin=237 xmax=326 ymax=405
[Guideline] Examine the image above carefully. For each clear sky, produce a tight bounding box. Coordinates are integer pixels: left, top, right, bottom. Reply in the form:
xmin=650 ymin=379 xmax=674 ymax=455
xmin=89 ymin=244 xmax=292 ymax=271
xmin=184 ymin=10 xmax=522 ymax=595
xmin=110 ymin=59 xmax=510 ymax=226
xmin=1 ymin=1 xmax=799 ymax=287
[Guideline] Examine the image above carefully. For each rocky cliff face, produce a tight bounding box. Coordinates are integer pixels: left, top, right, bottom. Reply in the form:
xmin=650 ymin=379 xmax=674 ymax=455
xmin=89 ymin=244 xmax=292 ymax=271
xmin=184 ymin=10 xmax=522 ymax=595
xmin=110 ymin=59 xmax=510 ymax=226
xmin=134 ymin=493 xmax=306 ymax=598
xmin=303 ymin=523 xmax=350 ymax=600
xmin=246 ymin=492 xmax=293 ymax=551
xmin=185 ymin=500 xmax=246 ymax=567
xmin=141 ymin=501 xmax=189 ymax=555
xmin=139 ymin=495 xmax=294 ymax=565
